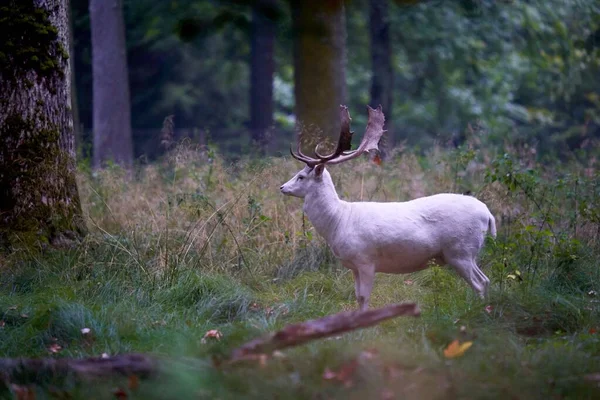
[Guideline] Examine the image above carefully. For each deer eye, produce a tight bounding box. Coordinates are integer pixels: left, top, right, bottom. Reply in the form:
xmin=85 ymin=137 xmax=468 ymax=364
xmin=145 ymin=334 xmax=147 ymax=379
xmin=297 ymin=176 xmax=304 ymax=180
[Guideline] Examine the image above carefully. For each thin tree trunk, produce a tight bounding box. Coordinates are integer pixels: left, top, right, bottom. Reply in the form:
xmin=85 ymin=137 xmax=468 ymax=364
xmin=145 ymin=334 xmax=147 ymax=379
xmin=369 ymin=0 xmax=394 ymax=151
xmin=90 ymin=0 xmax=133 ymax=168
xmin=291 ymin=0 xmax=347 ymax=152
xmin=0 ymin=0 xmax=85 ymax=249
xmin=250 ymin=0 xmax=277 ymax=153
xmin=67 ymin=0 xmax=81 ymax=155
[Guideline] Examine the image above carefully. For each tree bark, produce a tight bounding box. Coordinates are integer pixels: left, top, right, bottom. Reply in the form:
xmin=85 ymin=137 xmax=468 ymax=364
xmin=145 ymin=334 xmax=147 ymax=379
xmin=90 ymin=0 xmax=133 ymax=168
xmin=291 ymin=0 xmax=347 ymax=152
xmin=250 ymin=0 xmax=277 ymax=153
xmin=0 ymin=0 xmax=86 ymax=249
xmin=369 ymin=0 xmax=394 ymax=150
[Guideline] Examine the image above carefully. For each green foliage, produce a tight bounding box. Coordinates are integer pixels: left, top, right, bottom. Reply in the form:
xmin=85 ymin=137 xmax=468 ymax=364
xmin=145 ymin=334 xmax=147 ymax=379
xmin=379 ymin=0 xmax=600 ymax=150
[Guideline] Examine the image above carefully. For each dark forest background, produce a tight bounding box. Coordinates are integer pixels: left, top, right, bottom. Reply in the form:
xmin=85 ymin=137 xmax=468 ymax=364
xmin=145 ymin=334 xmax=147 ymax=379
xmin=71 ymin=0 xmax=600 ymax=162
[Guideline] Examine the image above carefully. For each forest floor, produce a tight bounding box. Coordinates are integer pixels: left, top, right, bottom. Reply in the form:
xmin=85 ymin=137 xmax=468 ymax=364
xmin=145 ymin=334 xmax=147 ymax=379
xmin=1 ymin=146 xmax=600 ymax=399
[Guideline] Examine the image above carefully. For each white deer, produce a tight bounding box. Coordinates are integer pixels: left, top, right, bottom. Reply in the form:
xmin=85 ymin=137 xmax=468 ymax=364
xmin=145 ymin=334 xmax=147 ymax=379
xmin=280 ymin=105 xmax=496 ymax=310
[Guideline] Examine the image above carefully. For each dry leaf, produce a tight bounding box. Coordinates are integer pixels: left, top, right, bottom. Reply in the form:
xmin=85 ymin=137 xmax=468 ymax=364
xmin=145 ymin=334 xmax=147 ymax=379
xmin=113 ymin=388 xmax=128 ymax=399
xmin=257 ymin=354 xmax=268 ymax=367
xmin=373 ymin=154 xmax=383 ymax=166
xmin=322 ymin=359 xmax=358 ymax=387
xmin=81 ymin=328 xmax=91 ymax=335
xmin=403 ymin=280 xmax=414 ymax=286
xmin=0 ymin=320 xmax=5 ymax=328
xmin=128 ymin=375 xmax=139 ymax=391
xmin=485 ymin=305 xmax=493 ymax=314
xmin=443 ymin=340 xmax=473 ymax=359
xmin=359 ymin=348 xmax=379 ymax=361
xmin=323 ymin=368 xmax=337 ymax=380
xmin=48 ymin=343 xmax=62 ymax=354
xmin=589 ymin=328 xmax=598 ymax=334
xmin=201 ymin=329 xmax=223 ymax=343
xmin=10 ymin=384 xmax=35 ymax=400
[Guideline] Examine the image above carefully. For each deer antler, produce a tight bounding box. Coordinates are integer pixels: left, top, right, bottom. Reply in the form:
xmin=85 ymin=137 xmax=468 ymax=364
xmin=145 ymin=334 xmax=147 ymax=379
xmin=290 ymin=142 xmax=321 ymax=167
xmin=290 ymin=105 xmax=385 ymax=168
xmin=315 ymin=105 xmax=354 ymax=161
xmin=323 ymin=105 xmax=386 ymax=165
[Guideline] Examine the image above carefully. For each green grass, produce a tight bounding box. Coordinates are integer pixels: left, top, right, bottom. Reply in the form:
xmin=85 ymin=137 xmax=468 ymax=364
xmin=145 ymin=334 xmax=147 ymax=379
xmin=1 ymin=144 xmax=600 ymax=399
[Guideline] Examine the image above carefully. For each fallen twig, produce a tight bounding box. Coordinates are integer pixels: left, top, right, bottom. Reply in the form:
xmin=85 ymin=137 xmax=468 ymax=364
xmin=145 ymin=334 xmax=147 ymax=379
xmin=229 ymin=302 xmax=420 ymax=362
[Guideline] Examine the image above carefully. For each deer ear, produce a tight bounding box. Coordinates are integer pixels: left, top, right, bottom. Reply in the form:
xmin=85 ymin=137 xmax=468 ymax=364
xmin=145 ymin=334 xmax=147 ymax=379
xmin=314 ymin=164 xmax=325 ymax=177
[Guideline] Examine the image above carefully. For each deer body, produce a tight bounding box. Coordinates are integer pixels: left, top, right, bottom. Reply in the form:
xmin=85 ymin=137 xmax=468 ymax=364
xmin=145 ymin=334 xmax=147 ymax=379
xmin=282 ymin=166 xmax=495 ymax=310
xmin=281 ymin=105 xmax=496 ymax=310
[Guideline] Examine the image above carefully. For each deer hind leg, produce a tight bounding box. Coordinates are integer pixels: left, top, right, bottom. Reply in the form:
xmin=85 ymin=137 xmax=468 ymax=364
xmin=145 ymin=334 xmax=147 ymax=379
xmin=444 ymin=252 xmax=490 ymax=298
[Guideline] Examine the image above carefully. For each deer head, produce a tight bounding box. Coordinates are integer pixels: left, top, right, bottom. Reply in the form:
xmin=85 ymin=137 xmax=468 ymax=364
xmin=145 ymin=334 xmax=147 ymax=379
xmin=280 ymin=105 xmax=386 ymax=198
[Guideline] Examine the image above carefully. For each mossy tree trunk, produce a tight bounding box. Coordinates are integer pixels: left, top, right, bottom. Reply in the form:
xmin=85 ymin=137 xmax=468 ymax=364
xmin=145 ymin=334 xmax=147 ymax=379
xmin=0 ymin=0 xmax=86 ymax=249
xmin=291 ymin=0 xmax=347 ymax=152
xmin=90 ymin=0 xmax=133 ymax=168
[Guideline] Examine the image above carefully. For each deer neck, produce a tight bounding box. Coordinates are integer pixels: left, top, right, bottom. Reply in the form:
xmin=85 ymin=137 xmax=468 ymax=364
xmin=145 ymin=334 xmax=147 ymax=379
xmin=303 ymin=177 xmax=345 ymax=242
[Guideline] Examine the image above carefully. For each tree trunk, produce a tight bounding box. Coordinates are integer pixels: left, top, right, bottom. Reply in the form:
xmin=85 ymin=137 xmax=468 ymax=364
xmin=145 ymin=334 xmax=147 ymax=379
xmin=67 ymin=0 xmax=81 ymax=155
xmin=90 ymin=0 xmax=133 ymax=168
xmin=369 ymin=0 xmax=394 ymax=150
xmin=0 ymin=0 xmax=85 ymax=249
xmin=250 ymin=0 xmax=277 ymax=153
xmin=291 ymin=0 xmax=347 ymax=152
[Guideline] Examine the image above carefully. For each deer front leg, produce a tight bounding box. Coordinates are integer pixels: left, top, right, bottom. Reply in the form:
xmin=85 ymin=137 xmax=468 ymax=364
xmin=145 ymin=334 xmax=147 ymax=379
xmin=356 ymin=265 xmax=375 ymax=311
xmin=352 ymin=269 xmax=360 ymax=305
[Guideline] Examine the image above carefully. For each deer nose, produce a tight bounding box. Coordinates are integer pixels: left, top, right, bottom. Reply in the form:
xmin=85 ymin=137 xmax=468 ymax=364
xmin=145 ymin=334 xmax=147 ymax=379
xmin=280 ymin=185 xmax=284 ymax=190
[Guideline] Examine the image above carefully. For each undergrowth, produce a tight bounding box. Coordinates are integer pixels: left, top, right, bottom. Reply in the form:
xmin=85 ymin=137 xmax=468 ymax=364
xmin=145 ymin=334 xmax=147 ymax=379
xmin=1 ymin=142 xmax=600 ymax=399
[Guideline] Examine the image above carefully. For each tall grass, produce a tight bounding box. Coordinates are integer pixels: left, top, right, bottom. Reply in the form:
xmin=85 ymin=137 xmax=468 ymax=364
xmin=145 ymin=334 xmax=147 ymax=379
xmin=1 ymin=141 xmax=600 ymax=399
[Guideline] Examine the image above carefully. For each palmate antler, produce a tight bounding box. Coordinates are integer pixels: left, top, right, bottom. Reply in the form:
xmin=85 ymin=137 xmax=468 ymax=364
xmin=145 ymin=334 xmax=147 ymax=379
xmin=290 ymin=105 xmax=386 ymax=168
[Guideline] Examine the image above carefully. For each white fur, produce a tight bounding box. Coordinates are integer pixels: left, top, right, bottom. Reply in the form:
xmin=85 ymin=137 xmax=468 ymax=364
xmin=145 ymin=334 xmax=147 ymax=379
xmin=280 ymin=165 xmax=496 ymax=310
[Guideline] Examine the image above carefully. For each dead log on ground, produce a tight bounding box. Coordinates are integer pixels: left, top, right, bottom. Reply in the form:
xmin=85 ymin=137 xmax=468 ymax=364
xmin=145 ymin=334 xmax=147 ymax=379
xmin=0 ymin=304 xmax=420 ymax=378
xmin=0 ymin=354 xmax=156 ymax=381
xmin=229 ymin=302 xmax=420 ymax=362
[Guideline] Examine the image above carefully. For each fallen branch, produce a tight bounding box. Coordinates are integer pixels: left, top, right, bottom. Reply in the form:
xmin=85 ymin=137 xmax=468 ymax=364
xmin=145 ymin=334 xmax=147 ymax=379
xmin=0 ymin=354 xmax=156 ymax=380
xmin=229 ymin=302 xmax=420 ymax=362
xmin=0 ymin=304 xmax=420 ymax=378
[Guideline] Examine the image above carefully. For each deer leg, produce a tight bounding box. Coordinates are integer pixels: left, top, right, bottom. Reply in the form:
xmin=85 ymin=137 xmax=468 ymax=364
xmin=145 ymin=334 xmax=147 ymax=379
xmin=352 ymin=269 xmax=361 ymax=304
xmin=445 ymin=254 xmax=489 ymax=298
xmin=473 ymin=264 xmax=490 ymax=297
xmin=356 ymin=265 xmax=375 ymax=311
